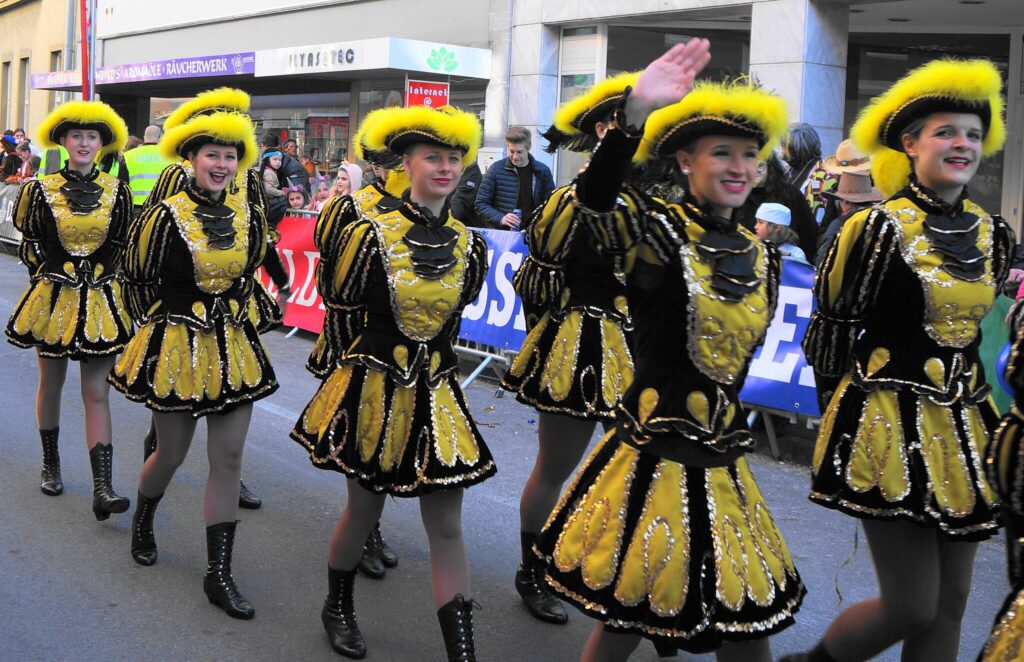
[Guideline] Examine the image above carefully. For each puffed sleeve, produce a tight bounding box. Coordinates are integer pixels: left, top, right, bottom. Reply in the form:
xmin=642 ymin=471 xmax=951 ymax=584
xmin=736 ymin=242 xmax=783 ymax=392
xmin=513 ymin=185 xmax=576 ymax=310
xmin=460 ymin=229 xmax=488 ymax=308
xmin=314 ymin=194 xmax=360 ymax=256
xmin=571 ymin=126 xmax=680 ymax=276
xmin=13 ymin=180 xmax=45 ymax=275
xmin=802 ymin=206 xmax=899 ymax=392
xmin=990 ymin=214 xmax=1016 ymax=292
xmin=322 ymin=218 xmax=378 ymax=308
xmin=142 ymin=163 xmax=186 ymax=211
xmin=245 ymin=168 xmax=267 ymax=216
xmin=121 ymin=204 xmax=173 ymax=322
xmin=107 ymin=180 xmax=134 ymax=269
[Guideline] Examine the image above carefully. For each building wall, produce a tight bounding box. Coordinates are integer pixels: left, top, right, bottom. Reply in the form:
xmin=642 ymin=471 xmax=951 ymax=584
xmin=100 ymin=0 xmax=490 ymax=64
xmin=0 ymin=0 xmax=72 ymax=134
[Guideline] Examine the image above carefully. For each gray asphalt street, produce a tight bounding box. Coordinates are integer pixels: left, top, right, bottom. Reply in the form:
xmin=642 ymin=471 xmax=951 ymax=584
xmin=0 ymin=250 xmax=1009 ymax=662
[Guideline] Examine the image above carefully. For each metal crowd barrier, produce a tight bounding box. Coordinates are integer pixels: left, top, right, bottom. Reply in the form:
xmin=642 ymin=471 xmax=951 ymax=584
xmin=0 ymin=182 xmax=23 ymax=246
xmin=454 ymin=338 xmax=514 ymax=392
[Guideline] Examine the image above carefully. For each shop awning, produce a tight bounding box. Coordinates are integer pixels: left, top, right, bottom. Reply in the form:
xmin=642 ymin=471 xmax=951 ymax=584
xmin=32 ymin=37 xmax=491 ymax=95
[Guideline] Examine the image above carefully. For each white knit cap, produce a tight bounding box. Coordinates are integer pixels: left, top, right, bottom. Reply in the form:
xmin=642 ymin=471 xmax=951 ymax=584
xmin=756 ymin=202 xmax=792 ymax=227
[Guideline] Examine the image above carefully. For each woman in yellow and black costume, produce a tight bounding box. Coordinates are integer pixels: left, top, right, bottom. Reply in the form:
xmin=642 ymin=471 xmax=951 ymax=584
xmin=534 ymin=42 xmax=804 ymax=661
xmin=143 ymin=87 xmax=281 ymax=336
xmin=110 ymin=110 xmax=276 ymax=621
xmin=499 ymin=72 xmax=639 ymax=627
xmin=789 ymin=59 xmax=1012 ymax=662
xmin=980 ymin=327 xmax=1024 ymax=660
xmin=305 ymin=108 xmax=411 ymax=380
xmin=7 ymin=100 xmax=133 ymax=520
xmin=137 ymin=87 xmax=278 ymax=510
xmin=304 ymin=109 xmax=409 ymax=581
xmin=291 ymin=105 xmax=493 ymax=661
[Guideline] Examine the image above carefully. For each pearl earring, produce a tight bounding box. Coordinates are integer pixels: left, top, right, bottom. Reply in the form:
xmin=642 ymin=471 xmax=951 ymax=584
xmin=682 ymin=168 xmax=690 ymax=175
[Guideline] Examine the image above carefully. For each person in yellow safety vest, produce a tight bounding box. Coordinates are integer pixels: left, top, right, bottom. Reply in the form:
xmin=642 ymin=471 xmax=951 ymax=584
xmin=39 ymin=145 xmax=68 ymax=178
xmin=123 ymin=125 xmax=174 ymax=215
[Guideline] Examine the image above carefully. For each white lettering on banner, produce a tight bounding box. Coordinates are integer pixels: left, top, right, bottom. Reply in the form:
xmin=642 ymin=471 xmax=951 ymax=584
xmin=487 ymin=251 xmax=523 ymax=328
xmin=747 ymin=284 xmax=813 ymax=384
xmin=294 ymin=251 xmax=321 ymax=307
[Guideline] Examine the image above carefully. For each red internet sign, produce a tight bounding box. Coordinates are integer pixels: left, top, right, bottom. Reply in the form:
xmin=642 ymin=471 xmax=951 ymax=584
xmin=406 ymin=80 xmax=450 ymax=108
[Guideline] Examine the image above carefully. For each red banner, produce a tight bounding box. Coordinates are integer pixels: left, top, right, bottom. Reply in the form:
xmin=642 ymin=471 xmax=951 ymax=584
xmin=405 ymin=79 xmax=449 ymax=108
xmin=258 ymin=214 xmax=325 ymax=333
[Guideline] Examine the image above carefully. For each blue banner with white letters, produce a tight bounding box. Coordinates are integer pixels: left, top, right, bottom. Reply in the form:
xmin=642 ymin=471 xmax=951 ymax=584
xmin=739 ymin=259 xmax=820 ymax=417
xmin=459 ymin=229 xmax=529 ymax=349
xmin=459 ymin=232 xmax=821 ymax=416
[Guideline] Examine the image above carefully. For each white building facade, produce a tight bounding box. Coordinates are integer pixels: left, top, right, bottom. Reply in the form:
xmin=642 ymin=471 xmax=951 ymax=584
xmin=29 ymin=0 xmax=1024 ymax=227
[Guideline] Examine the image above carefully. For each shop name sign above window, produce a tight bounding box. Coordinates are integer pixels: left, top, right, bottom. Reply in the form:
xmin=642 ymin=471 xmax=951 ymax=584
xmin=255 ymin=38 xmax=491 ymax=80
xmin=287 ymin=47 xmax=358 ymax=71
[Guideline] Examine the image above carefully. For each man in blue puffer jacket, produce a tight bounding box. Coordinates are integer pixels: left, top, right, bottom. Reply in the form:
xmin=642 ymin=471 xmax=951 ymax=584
xmin=475 ymin=126 xmax=555 ymax=230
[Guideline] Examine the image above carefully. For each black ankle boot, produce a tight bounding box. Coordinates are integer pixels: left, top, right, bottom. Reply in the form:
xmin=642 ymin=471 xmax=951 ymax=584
xmin=322 ymin=566 xmax=366 ymax=659
xmin=142 ymin=424 xmax=157 ymax=462
xmin=368 ymin=523 xmax=398 ymax=567
xmin=437 ymin=594 xmax=478 ymax=662
xmin=516 ymin=531 xmax=567 ymax=625
xmin=515 ymin=560 xmax=568 ymax=625
xmin=131 ymin=491 xmax=162 ymax=566
xmin=89 ymin=444 xmax=130 ymax=521
xmin=203 ymin=521 xmax=255 ymax=620
xmin=39 ymin=427 xmax=62 ymax=496
xmin=357 ymin=531 xmax=386 ymax=579
xmin=238 ymin=481 xmax=262 ymax=509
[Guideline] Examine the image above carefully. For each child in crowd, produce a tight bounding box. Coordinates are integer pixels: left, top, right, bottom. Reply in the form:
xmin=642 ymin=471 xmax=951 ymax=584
xmin=286 ymin=185 xmax=308 ymax=211
xmin=307 ymin=174 xmax=331 ymax=212
xmin=260 ymin=150 xmax=287 ymax=203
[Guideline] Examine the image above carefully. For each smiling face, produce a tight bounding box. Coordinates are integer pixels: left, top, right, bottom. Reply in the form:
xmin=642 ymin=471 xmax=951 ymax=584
xmin=402 ymin=143 xmax=463 ymax=202
xmin=902 ymin=112 xmax=983 ymax=202
xmin=675 ymin=135 xmax=761 ymax=218
xmin=59 ymin=129 xmax=103 ymax=172
xmin=188 ymin=144 xmax=239 ymax=196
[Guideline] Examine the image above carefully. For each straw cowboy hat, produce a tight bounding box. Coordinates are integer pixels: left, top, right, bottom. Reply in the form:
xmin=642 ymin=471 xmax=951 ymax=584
xmin=822 ymin=139 xmax=871 ymax=175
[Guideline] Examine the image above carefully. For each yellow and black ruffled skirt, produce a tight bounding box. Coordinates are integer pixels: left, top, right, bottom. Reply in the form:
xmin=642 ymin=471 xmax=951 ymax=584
xmin=6 ymin=277 xmax=133 ymax=359
xmin=979 ymin=583 xmax=1024 ymax=661
xmin=291 ymin=364 xmax=496 ymax=496
xmin=535 ymin=433 xmax=804 ymax=653
xmin=109 ymin=316 xmax=278 ymax=417
xmin=501 ymin=307 xmax=633 ymax=421
xmin=810 ymin=376 xmax=1000 ymax=540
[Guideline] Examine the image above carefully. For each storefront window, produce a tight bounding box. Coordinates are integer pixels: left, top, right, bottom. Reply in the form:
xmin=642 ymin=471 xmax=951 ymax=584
xmin=607 ymin=26 xmax=748 ymax=81
xmin=846 ymin=33 xmax=1010 ymax=214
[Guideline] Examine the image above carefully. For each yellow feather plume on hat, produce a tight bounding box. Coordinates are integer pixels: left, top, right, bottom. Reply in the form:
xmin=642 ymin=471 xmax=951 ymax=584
xmin=159 ymin=111 xmax=259 ymax=171
xmin=362 ymin=105 xmax=482 ymax=165
xmin=851 ymin=58 xmax=1006 ymax=197
xmin=353 ymin=107 xmax=402 ymax=167
xmin=163 ymin=87 xmax=251 ymax=132
xmin=635 ymin=80 xmax=788 ymax=163
xmin=36 ymin=100 xmax=129 ymax=159
xmin=554 ymin=71 xmax=640 ymax=136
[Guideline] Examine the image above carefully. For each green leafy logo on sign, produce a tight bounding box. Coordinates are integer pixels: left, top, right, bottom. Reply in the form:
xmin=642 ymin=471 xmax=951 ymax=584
xmin=427 ymin=47 xmax=458 ymax=73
